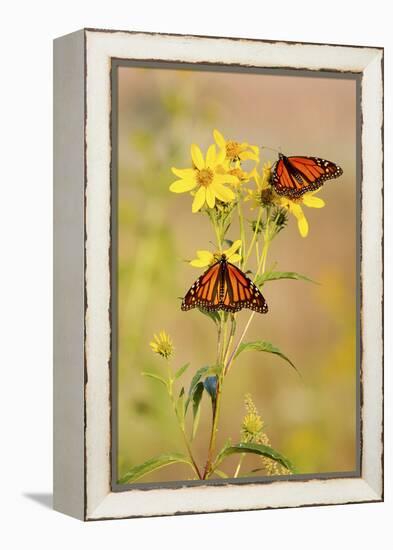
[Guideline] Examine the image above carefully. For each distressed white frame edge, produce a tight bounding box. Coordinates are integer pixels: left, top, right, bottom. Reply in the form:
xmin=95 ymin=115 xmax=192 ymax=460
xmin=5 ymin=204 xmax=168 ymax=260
xmin=54 ymin=29 xmax=86 ymax=520
xmin=54 ymin=29 xmax=383 ymax=520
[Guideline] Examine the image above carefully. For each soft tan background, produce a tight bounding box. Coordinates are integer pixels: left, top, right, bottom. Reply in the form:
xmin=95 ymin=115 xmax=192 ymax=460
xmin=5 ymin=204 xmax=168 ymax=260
xmin=117 ymin=65 xmax=357 ymax=482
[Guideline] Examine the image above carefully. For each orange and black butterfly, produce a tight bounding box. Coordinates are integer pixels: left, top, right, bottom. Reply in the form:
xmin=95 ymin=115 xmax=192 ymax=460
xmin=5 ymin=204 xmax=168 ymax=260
xmin=181 ymin=254 xmax=268 ymax=314
xmin=272 ymin=153 xmax=343 ymax=198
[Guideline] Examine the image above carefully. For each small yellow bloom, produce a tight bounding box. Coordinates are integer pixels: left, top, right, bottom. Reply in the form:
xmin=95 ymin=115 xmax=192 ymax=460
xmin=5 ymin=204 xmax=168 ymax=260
xmin=241 ymin=394 xmax=264 ymax=443
xmin=149 ymin=330 xmax=174 ymax=359
xmin=255 ymin=162 xmax=272 ymax=191
xmin=278 ymin=190 xmax=325 ymax=238
xmin=242 ymin=413 xmax=263 ymax=441
xmin=170 ymin=144 xmax=238 ymax=213
xmin=227 ymin=167 xmax=252 ymax=187
xmin=241 ymin=394 xmax=291 ymax=476
xmin=213 ymin=129 xmax=259 ymax=163
xmin=245 ymin=162 xmax=276 ymax=209
xmin=190 ymin=240 xmax=242 ymax=268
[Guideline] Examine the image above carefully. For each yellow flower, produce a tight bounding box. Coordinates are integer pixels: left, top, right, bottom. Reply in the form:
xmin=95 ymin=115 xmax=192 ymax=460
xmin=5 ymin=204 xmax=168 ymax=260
xmin=241 ymin=394 xmax=291 ymax=476
xmin=149 ymin=330 xmax=174 ymax=359
xmin=255 ymin=162 xmax=272 ymax=191
xmin=190 ymin=240 xmax=242 ymax=268
xmin=213 ymin=129 xmax=259 ymax=163
xmin=242 ymin=413 xmax=263 ymax=441
xmin=241 ymin=394 xmax=264 ymax=443
xmin=245 ymin=162 xmax=276 ymax=208
xmin=170 ymin=144 xmax=238 ymax=213
xmin=278 ymin=190 xmax=325 ymax=238
xmin=227 ymin=167 xmax=252 ymax=187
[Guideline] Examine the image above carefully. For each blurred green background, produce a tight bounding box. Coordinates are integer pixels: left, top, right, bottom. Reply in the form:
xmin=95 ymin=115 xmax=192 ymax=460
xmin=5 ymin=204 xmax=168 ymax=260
xmin=116 ymin=65 xmax=357 ymax=482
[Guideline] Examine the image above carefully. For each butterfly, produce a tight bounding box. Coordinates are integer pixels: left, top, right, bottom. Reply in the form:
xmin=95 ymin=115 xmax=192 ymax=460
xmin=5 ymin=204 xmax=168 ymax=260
xmin=181 ymin=254 xmax=268 ymax=314
xmin=272 ymin=153 xmax=343 ymax=198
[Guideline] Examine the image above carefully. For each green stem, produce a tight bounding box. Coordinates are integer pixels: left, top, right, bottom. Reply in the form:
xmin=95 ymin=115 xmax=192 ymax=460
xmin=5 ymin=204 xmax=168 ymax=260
xmin=203 ymin=373 xmax=223 ymax=479
xmin=216 ymin=315 xmax=223 ymax=364
xmin=212 ymin=210 xmax=223 ymax=253
xmin=237 ymin=199 xmax=246 ymax=268
xmin=221 ymin=313 xmax=229 ymax=364
xmin=167 ymin=372 xmax=202 ymax=479
xmin=233 ymin=453 xmax=245 ymax=478
xmin=203 ymin=210 xmax=229 ymax=479
xmin=243 ymin=207 xmax=263 ymax=268
xmin=204 ymin=316 xmax=226 ymax=481
xmin=224 ymin=212 xmax=276 ymax=376
xmin=223 ymin=314 xmax=236 ymax=366
xmin=224 ymin=311 xmax=255 ymax=376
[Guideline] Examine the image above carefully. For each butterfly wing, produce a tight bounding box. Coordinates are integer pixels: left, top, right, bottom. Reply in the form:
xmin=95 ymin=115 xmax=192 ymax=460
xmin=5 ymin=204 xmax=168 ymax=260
xmin=221 ymin=262 xmax=268 ymax=314
xmin=182 ymin=259 xmax=268 ymax=314
xmin=272 ymin=155 xmax=343 ymax=198
xmin=181 ymin=261 xmax=221 ymax=311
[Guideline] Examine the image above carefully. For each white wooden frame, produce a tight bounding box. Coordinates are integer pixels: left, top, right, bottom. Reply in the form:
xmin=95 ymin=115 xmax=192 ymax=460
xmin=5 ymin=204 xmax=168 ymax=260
xmin=53 ymin=28 xmax=383 ymax=521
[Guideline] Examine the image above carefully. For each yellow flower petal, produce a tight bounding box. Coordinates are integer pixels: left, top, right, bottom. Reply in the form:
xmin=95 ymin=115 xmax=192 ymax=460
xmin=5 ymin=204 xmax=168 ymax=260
xmin=289 ymin=203 xmax=308 ymax=237
xmin=206 ymin=186 xmax=216 ymax=209
xmin=215 ymin=146 xmax=226 ymax=166
xmin=149 ymin=330 xmax=174 ymax=358
xmin=229 ymin=254 xmax=242 ymax=264
xmin=229 ymin=253 xmax=242 ymax=263
xmin=191 ymin=144 xmax=205 ymax=170
xmin=169 ymin=178 xmax=197 ymax=193
xmin=214 ymin=173 xmax=239 ymax=185
xmin=192 ymin=186 xmax=206 ymax=212
xmin=190 ymin=258 xmax=210 ymax=267
xmin=239 ymin=150 xmax=259 ymax=161
xmin=298 ymin=215 xmax=309 ymax=238
xmin=213 ymin=183 xmax=235 ymax=203
xmin=206 ymin=144 xmax=216 ymax=167
xmin=302 ymin=194 xmax=325 ymax=208
xmin=171 ymin=167 xmax=195 ymax=179
xmin=224 ymin=239 xmax=242 ymax=258
xmin=190 ymin=250 xmax=213 ymax=267
xmin=288 ymin=202 xmax=303 ymax=220
xmin=213 ymin=129 xmax=226 ymax=148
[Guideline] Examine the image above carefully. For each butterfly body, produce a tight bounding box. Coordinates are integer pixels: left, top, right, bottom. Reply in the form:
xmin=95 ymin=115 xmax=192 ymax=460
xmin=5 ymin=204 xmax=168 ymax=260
xmin=272 ymin=153 xmax=343 ymax=198
xmin=182 ymin=254 xmax=268 ymax=314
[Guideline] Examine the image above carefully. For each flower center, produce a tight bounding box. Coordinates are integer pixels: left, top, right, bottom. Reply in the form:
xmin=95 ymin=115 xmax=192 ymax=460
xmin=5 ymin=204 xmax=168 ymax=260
xmin=157 ymin=342 xmax=173 ymax=359
xmin=226 ymin=140 xmax=242 ymax=160
xmin=197 ymin=168 xmax=214 ymax=187
xmin=229 ymin=167 xmax=246 ymax=181
xmin=260 ymin=188 xmax=274 ymax=206
xmin=242 ymin=413 xmax=263 ymax=438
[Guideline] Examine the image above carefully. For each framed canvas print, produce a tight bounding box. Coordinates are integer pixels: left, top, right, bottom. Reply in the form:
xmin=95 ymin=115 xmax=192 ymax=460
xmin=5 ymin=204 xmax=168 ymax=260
xmin=53 ymin=29 xmax=383 ymax=521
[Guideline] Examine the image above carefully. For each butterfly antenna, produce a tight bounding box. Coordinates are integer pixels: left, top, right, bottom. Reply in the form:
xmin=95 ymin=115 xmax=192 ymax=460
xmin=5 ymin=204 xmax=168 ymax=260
xmin=260 ymin=145 xmax=282 ymax=156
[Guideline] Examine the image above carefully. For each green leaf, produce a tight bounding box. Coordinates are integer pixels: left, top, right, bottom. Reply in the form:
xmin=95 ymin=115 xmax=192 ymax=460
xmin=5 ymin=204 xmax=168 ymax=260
xmin=223 ymin=219 xmax=232 ymax=237
xmin=214 ymin=469 xmax=229 ymax=479
xmin=185 ymin=366 xmax=210 ymax=412
xmin=213 ymin=438 xmax=232 ymax=470
xmin=255 ymin=271 xmax=317 ymax=287
xmin=214 ymin=442 xmax=294 ymax=473
xmin=197 ymin=308 xmax=220 ymax=325
xmin=206 ymin=364 xmax=222 ymax=376
xmin=118 ymin=453 xmax=194 ymax=484
xmin=176 ymin=387 xmax=185 ymax=427
xmin=174 ymin=362 xmax=190 ymax=380
xmin=141 ymin=371 xmax=168 ymax=388
xmin=191 ymin=382 xmax=204 ymax=440
xmin=204 ymin=376 xmax=218 ymax=407
xmin=234 ymin=340 xmax=299 ymax=376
